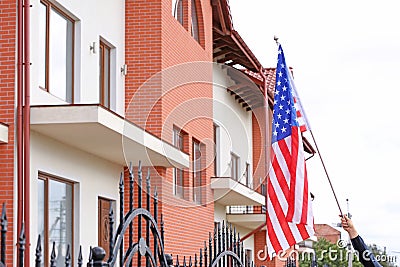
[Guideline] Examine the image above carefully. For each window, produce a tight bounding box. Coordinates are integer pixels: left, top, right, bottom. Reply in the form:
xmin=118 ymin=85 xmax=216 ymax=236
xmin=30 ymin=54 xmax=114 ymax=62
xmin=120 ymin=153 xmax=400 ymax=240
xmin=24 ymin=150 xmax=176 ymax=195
xmin=38 ymin=173 xmax=74 ymax=266
xmin=39 ymin=1 xmax=74 ymax=103
xmin=213 ymin=124 xmax=219 ymax=177
xmin=172 ymin=0 xmax=184 ymax=25
xmin=245 ymin=249 xmax=253 ymax=267
xmin=193 ymin=140 xmax=203 ymax=204
xmin=173 ymin=128 xmax=185 ymax=198
xmin=99 ymin=41 xmax=111 ymax=108
xmin=230 ymin=152 xmax=240 ymax=181
xmin=245 ymin=162 xmax=252 ymax=188
xmin=191 ymin=0 xmax=200 ymax=43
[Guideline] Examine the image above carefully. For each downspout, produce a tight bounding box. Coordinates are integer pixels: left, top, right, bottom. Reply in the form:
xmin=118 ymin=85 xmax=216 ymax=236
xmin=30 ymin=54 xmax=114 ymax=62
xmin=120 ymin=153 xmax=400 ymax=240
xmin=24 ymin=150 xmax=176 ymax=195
xmin=17 ymin=0 xmax=24 ymax=254
xmin=23 ymin=0 xmax=31 ymax=264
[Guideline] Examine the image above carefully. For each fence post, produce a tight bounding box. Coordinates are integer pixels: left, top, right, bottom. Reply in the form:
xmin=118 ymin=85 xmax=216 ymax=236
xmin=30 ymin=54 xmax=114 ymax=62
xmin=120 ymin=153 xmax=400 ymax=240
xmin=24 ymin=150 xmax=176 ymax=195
xmin=165 ymin=254 xmax=173 ymax=267
xmin=50 ymin=242 xmax=56 ymax=267
xmin=18 ymin=223 xmax=25 ymax=267
xmin=108 ymin=207 xmax=114 ymax=263
xmin=92 ymin=247 xmax=108 ymax=267
xmin=35 ymin=235 xmax=42 ymax=267
xmin=119 ymin=173 xmax=124 ymax=267
xmin=1 ymin=203 xmax=7 ymax=265
xmin=137 ymin=162 xmax=143 ymax=267
xmin=78 ymin=246 xmax=83 ymax=267
xmin=146 ymin=170 xmax=151 ymax=267
xmin=87 ymin=246 xmax=94 ymax=267
xmin=65 ymin=244 xmax=71 ymax=267
xmin=129 ymin=162 xmax=134 ymax=267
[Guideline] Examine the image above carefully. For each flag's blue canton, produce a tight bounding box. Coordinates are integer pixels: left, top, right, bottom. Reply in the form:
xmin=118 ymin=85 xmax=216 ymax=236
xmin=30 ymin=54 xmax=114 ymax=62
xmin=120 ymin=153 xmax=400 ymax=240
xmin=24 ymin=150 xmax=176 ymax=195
xmin=271 ymin=45 xmax=299 ymax=143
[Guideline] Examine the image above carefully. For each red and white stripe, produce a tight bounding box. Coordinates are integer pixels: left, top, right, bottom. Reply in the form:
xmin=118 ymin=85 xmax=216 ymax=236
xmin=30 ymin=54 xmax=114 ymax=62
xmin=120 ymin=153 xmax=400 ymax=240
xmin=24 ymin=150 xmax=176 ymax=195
xmin=266 ymin=125 xmax=314 ymax=258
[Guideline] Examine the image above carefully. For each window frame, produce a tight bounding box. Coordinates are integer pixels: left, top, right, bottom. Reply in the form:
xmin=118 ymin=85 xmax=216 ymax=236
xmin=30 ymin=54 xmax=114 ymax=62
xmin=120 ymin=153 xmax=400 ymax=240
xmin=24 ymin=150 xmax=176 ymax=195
xmin=190 ymin=0 xmax=200 ymax=43
xmin=39 ymin=0 xmax=75 ymax=103
xmin=213 ymin=124 xmax=219 ymax=177
xmin=99 ymin=40 xmax=111 ymax=108
xmin=173 ymin=127 xmax=186 ymax=198
xmin=192 ymin=139 xmax=203 ymax=204
xmin=38 ymin=172 xmax=75 ymax=266
xmin=245 ymin=162 xmax=252 ymax=188
xmin=172 ymin=0 xmax=184 ymax=26
xmin=230 ymin=152 xmax=240 ymax=181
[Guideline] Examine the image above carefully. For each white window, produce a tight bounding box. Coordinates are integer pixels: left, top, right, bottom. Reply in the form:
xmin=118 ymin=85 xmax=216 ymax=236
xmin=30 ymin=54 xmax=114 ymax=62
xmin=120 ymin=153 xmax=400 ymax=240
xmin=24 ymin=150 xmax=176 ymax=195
xmin=172 ymin=0 xmax=184 ymax=25
xmin=193 ymin=140 xmax=203 ymax=204
xmin=230 ymin=152 xmax=240 ymax=181
xmin=39 ymin=0 xmax=74 ymax=103
xmin=38 ymin=173 xmax=74 ymax=266
xmin=173 ymin=128 xmax=185 ymax=198
xmin=191 ymin=0 xmax=199 ymax=42
xmin=213 ymin=124 xmax=219 ymax=177
xmin=245 ymin=162 xmax=252 ymax=188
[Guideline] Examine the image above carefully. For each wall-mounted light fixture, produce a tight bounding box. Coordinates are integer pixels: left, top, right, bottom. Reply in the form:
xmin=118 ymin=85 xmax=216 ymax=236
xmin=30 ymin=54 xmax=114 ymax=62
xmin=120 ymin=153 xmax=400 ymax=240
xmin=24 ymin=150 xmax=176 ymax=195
xmin=90 ymin=42 xmax=96 ymax=54
xmin=121 ymin=64 xmax=128 ymax=75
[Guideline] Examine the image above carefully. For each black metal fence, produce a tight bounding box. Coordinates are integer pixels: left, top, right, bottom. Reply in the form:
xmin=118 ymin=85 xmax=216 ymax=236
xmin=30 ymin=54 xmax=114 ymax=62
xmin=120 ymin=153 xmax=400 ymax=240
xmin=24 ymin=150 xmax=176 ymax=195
xmin=284 ymin=257 xmax=296 ymax=267
xmin=0 ymin=162 xmax=250 ymax=267
xmin=1 ymin=203 xmax=7 ymax=267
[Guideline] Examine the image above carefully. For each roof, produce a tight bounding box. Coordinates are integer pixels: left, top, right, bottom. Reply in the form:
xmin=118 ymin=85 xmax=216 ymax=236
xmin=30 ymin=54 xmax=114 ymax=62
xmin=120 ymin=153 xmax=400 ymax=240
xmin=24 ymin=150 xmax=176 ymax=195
xmin=211 ymin=0 xmax=316 ymax=154
xmin=212 ymin=0 xmax=262 ymax=72
xmin=314 ymin=224 xmax=341 ymax=236
xmin=314 ymin=224 xmax=341 ymax=244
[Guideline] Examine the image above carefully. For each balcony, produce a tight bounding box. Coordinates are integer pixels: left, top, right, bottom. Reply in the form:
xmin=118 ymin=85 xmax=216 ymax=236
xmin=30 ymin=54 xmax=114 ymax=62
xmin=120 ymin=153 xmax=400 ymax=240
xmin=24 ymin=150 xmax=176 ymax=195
xmin=226 ymin=205 xmax=266 ymax=230
xmin=211 ymin=176 xmax=265 ymax=206
xmin=30 ymin=105 xmax=189 ymax=168
xmin=0 ymin=123 xmax=8 ymax=144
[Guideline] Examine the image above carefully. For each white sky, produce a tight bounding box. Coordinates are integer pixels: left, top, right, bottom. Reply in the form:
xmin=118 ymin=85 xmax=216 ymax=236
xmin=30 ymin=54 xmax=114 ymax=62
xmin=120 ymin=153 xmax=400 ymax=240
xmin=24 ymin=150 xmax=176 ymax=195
xmin=229 ymin=0 xmax=400 ymax=257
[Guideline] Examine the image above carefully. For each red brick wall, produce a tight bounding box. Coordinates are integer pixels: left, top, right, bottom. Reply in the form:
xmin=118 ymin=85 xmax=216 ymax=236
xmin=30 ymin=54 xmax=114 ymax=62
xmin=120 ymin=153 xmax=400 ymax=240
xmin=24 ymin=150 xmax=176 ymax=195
xmin=0 ymin=0 xmax=16 ymax=265
xmin=252 ymin=111 xmax=265 ymax=192
xmin=125 ymin=0 xmax=163 ymax=134
xmin=124 ymin=0 xmax=214 ymax=258
xmin=254 ymin=231 xmax=288 ymax=267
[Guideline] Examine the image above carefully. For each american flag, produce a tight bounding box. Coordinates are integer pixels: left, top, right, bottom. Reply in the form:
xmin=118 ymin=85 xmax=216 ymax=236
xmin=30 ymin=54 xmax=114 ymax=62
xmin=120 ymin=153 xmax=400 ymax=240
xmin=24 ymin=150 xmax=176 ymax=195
xmin=266 ymin=44 xmax=314 ymax=258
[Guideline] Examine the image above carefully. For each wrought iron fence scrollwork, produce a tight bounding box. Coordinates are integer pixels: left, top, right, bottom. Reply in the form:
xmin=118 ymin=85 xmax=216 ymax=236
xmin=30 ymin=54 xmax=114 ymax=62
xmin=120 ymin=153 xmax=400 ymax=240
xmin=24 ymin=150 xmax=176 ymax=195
xmin=104 ymin=161 xmax=168 ymax=267
xmin=171 ymin=220 xmax=248 ymax=267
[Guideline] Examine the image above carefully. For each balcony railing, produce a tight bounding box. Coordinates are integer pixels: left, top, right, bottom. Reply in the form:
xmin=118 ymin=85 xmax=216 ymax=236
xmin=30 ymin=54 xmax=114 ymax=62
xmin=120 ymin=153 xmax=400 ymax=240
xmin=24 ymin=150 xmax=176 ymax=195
xmin=227 ymin=205 xmax=266 ymax=214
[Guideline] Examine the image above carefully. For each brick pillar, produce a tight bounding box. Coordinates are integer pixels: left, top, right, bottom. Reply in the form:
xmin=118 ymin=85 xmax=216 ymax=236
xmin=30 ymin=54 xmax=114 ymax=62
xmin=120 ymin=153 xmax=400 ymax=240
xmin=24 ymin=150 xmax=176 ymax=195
xmin=0 ymin=0 xmax=16 ymax=265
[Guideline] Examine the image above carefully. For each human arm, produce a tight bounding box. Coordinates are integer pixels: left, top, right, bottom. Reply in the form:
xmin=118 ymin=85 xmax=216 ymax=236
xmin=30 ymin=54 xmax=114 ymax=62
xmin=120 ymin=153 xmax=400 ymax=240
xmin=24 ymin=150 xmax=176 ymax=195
xmin=340 ymin=215 xmax=382 ymax=267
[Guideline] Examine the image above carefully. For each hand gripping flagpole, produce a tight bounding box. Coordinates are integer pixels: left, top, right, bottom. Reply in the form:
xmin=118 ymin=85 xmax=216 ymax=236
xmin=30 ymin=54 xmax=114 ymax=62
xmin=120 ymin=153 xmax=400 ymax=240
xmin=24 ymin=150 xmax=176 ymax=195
xmin=274 ymin=36 xmax=343 ymax=216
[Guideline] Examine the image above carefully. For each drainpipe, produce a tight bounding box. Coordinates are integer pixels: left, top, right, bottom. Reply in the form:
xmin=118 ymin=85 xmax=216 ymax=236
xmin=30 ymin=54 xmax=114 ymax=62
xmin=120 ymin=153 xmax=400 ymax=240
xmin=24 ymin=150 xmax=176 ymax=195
xmin=16 ymin=0 xmax=24 ymax=256
xmin=23 ymin=0 xmax=31 ymax=264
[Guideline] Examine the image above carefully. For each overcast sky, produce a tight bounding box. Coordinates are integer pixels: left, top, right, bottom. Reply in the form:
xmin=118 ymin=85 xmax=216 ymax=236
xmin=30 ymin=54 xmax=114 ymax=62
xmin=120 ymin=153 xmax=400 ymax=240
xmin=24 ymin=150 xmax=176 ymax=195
xmin=229 ymin=0 xmax=400 ymax=256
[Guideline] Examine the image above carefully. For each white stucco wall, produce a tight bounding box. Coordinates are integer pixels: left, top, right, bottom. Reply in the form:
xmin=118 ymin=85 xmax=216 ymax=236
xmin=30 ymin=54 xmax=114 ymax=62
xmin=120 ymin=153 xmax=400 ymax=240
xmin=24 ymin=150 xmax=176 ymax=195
xmin=30 ymin=0 xmax=125 ymax=115
xmin=213 ymin=65 xmax=253 ymax=185
xmin=30 ymin=131 xmax=123 ymax=264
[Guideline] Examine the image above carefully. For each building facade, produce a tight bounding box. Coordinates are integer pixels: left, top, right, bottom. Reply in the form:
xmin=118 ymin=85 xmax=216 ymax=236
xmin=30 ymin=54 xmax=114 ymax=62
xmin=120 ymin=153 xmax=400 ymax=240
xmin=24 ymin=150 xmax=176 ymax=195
xmin=0 ymin=0 xmax=316 ymax=266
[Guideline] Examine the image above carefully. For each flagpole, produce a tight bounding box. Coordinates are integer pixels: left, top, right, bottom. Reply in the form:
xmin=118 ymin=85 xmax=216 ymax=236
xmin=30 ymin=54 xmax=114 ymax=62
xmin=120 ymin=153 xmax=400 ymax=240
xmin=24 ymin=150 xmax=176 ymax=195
xmin=273 ymin=36 xmax=343 ymax=216
xmin=309 ymin=130 xmax=343 ymax=216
